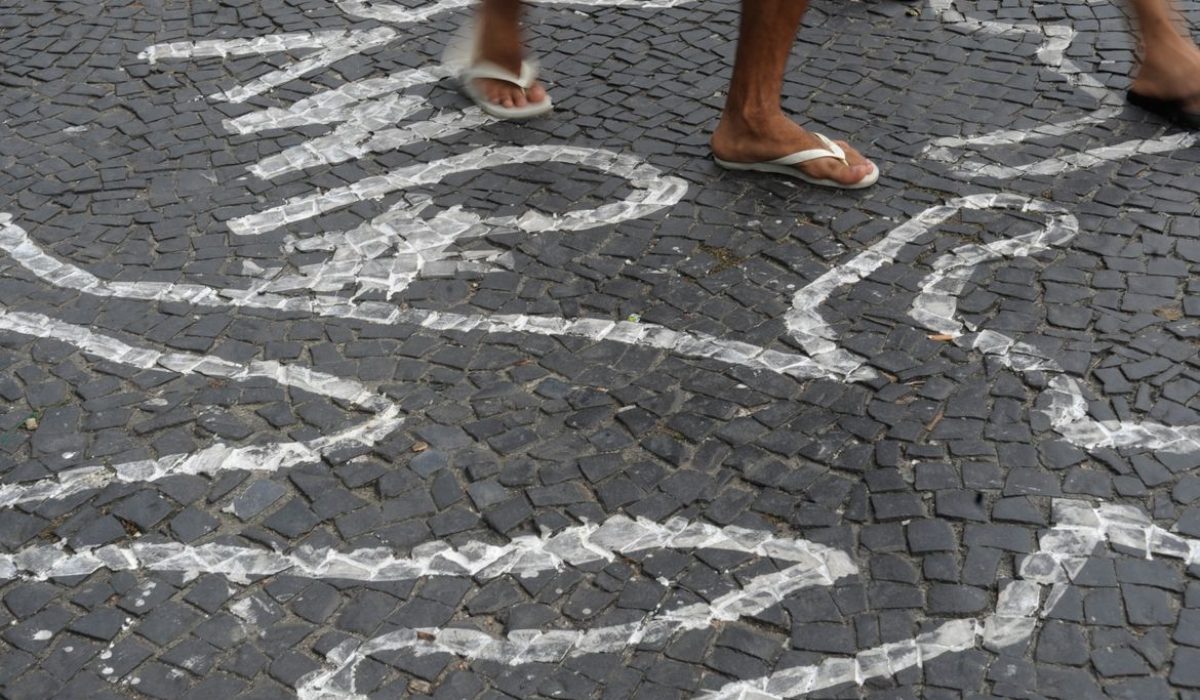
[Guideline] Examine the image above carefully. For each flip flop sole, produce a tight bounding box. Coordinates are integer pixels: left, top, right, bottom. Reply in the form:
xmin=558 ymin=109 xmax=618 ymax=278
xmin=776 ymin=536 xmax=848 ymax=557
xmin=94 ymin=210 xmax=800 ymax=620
xmin=714 ymin=157 xmax=879 ymax=190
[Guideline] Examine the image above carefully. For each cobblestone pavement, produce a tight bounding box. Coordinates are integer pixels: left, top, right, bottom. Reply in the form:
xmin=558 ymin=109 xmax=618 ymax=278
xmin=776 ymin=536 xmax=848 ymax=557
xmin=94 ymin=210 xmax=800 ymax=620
xmin=3 ymin=0 xmax=1200 ymax=698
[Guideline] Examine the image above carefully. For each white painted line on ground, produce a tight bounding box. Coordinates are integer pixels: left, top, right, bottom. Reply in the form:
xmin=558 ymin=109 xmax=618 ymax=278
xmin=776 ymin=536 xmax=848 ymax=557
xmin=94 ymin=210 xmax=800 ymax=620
xmin=225 ymin=63 xmax=492 ymax=180
xmin=0 ymin=306 xmax=402 ymax=507
xmin=224 ymin=66 xmax=454 ymax=134
xmin=789 ymin=193 xmax=1074 ymax=381
xmin=299 ymin=558 xmax=852 ymax=698
xmin=699 ymin=618 xmax=982 ymax=700
xmin=128 ymin=0 xmax=1200 ymax=454
xmin=139 ymin=28 xmax=400 ymax=103
xmin=1040 ymin=499 xmax=1200 ymax=565
xmin=226 ymin=144 xmax=688 ymax=236
xmin=336 ymin=0 xmax=473 ymax=24
xmin=883 ymin=196 xmax=1200 ymax=456
xmin=15 ymin=499 xmax=1154 ymax=700
xmin=1041 ymin=374 xmax=1200 ymax=454
xmin=252 ymin=105 xmax=493 ymax=178
xmin=336 ymin=0 xmax=699 ymax=26
xmin=0 ymin=514 xmax=849 ymax=583
xmin=0 ymin=419 xmax=400 ymax=510
xmin=7 ymin=186 xmax=1197 ymax=454
xmin=296 ymin=521 xmax=856 ymax=699
xmin=0 ymin=212 xmax=840 ymax=381
xmin=0 ymin=309 xmax=387 ymax=409
xmin=1017 ymin=500 xmax=1199 ymax=624
xmin=123 ymin=13 xmax=882 ymax=383
xmin=922 ymin=0 xmax=1196 ymax=178
xmin=700 ymin=498 xmax=1183 ymax=699
xmin=222 ymin=144 xmax=689 ymax=304
xmin=260 ymin=190 xmax=515 ymax=298
xmin=905 ymin=195 xmax=1075 ymax=373
xmin=928 ymin=130 xmax=1199 ymax=180
xmin=140 ymin=0 xmax=702 ymax=110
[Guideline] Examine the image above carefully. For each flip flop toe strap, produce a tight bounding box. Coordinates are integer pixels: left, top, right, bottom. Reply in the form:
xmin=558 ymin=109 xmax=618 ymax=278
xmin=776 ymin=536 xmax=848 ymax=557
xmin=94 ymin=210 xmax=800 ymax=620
xmin=766 ymin=133 xmax=849 ymax=167
xmin=461 ymin=59 xmax=539 ymax=90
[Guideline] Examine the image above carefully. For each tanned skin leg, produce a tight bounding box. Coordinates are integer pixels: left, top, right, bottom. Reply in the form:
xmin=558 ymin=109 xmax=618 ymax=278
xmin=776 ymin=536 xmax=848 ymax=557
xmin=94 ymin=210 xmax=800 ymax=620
xmin=711 ymin=0 xmax=876 ymax=185
xmin=1128 ymin=0 xmax=1200 ymax=111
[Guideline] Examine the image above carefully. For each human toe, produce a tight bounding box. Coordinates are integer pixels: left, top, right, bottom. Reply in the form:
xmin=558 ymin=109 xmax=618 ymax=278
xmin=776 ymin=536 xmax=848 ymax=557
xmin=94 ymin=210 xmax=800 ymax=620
xmin=797 ymin=153 xmax=874 ymax=186
xmin=830 ymin=140 xmax=876 ymax=185
xmin=526 ymin=83 xmax=547 ymax=105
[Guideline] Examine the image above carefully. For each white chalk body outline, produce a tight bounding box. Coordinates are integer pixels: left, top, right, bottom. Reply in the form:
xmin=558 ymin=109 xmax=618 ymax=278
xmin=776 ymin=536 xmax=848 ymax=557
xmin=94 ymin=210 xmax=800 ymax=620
xmin=2 ymin=0 xmax=1199 ymax=697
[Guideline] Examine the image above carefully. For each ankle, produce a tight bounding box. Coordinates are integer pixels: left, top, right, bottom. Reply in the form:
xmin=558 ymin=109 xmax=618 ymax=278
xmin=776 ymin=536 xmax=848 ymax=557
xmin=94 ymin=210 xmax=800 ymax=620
xmin=718 ymin=102 xmax=787 ymax=137
xmin=475 ymin=16 xmax=524 ymax=67
xmin=1142 ymin=31 xmax=1196 ymax=64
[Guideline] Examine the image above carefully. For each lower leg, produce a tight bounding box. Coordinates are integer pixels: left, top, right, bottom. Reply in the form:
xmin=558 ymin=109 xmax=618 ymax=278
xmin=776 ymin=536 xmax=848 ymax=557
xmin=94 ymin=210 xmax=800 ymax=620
xmin=473 ymin=0 xmax=547 ymax=108
xmin=722 ymin=0 xmax=810 ymax=126
xmin=712 ymin=0 xmax=875 ymax=186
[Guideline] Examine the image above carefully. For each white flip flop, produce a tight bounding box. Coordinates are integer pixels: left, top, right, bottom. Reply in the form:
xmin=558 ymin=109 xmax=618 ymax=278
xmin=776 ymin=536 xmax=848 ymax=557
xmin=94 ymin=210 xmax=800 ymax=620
xmin=460 ymin=59 xmax=553 ymax=120
xmin=443 ymin=22 xmax=553 ymax=121
xmin=714 ymin=132 xmax=879 ymax=190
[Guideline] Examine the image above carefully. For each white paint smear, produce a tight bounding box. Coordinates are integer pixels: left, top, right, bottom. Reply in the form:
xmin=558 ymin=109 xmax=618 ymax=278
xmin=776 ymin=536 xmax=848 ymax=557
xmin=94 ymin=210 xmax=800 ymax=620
xmin=1036 ymin=499 xmax=1200 ymax=566
xmin=696 ymin=580 xmax=1040 ymax=699
xmin=297 ymin=520 xmax=856 ymax=700
xmin=887 ymin=196 xmax=1200 ymax=456
xmin=6 ymin=183 xmax=1197 ymax=454
xmin=1007 ymin=499 xmax=1200 ymax=651
xmin=294 ymin=502 xmax=1177 ymax=700
xmin=139 ymin=0 xmax=700 ymax=110
xmin=929 ymin=131 xmax=1199 ymax=180
xmin=260 ymin=195 xmax=508 ymax=300
xmin=336 ymin=0 xmax=698 ymax=26
xmin=139 ymin=28 xmax=400 ymax=103
xmin=225 ymin=66 xmax=454 ymax=134
xmin=227 ymin=64 xmax=491 ymax=180
xmin=922 ymin=0 xmax=1196 ymax=178
xmin=127 ymin=0 xmax=1200 ymax=458
xmin=0 ymin=213 xmax=837 ymax=382
xmin=0 ymin=309 xmax=386 ymax=410
xmin=1040 ymin=375 xmax=1200 ymax=454
xmin=699 ymin=498 xmax=1179 ymax=700
xmin=227 ymin=144 xmax=689 ymax=305
xmin=905 ymin=197 xmax=1074 ymax=374
xmin=1016 ymin=500 xmax=1194 ymax=619
xmin=699 ymin=619 xmax=981 ymax=700
xmin=342 ymin=556 xmax=848 ymax=664
xmin=0 ymin=514 xmax=848 ymax=583
xmin=123 ymin=14 xmax=884 ymax=384
xmin=226 ymin=144 xmax=688 ymax=236
xmin=787 ymin=193 xmax=1075 ymax=381
xmin=906 ymin=197 xmax=1075 ymax=338
xmin=0 ymin=306 xmax=401 ymax=507
xmin=0 ymin=411 xmax=401 ymax=510
xmin=251 ymin=103 xmax=493 ymax=179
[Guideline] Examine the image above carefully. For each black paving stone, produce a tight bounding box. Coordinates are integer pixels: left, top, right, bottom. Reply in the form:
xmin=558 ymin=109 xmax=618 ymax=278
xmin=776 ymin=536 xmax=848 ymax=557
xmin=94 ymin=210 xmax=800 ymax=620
xmin=1123 ymin=585 xmax=1178 ymax=626
xmin=67 ymin=609 xmax=127 ymax=642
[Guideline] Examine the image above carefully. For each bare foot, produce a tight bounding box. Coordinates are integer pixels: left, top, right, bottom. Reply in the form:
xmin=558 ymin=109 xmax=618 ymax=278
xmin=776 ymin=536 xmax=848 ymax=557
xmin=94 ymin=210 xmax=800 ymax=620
xmin=711 ymin=110 xmax=876 ymax=187
xmin=473 ymin=5 xmax=548 ymax=110
xmin=1131 ymin=38 xmax=1200 ymax=112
